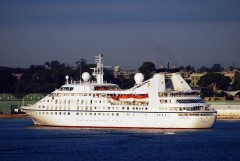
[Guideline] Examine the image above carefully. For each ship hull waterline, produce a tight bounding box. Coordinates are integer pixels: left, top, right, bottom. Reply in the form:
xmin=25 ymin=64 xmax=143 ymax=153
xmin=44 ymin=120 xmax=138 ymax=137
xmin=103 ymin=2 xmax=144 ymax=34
xmin=25 ymin=110 xmax=217 ymax=129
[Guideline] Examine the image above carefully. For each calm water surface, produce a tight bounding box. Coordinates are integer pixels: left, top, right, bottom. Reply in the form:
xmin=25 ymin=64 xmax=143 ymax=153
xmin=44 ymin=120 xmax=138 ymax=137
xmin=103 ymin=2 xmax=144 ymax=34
xmin=0 ymin=119 xmax=240 ymax=161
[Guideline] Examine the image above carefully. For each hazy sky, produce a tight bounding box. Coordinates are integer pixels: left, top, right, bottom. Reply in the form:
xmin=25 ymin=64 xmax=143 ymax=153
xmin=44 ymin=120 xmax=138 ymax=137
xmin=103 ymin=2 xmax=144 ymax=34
xmin=0 ymin=0 xmax=240 ymax=69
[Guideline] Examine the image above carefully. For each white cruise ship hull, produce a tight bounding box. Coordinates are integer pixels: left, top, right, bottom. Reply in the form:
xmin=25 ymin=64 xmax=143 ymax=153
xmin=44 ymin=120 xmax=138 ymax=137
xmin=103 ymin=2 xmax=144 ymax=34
xmin=24 ymin=109 xmax=217 ymax=129
xmin=21 ymin=54 xmax=217 ymax=129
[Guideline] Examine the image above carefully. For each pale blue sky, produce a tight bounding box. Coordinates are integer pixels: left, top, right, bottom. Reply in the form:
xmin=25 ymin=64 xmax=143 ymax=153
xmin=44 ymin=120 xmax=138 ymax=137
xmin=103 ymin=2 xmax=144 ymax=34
xmin=0 ymin=0 xmax=240 ymax=69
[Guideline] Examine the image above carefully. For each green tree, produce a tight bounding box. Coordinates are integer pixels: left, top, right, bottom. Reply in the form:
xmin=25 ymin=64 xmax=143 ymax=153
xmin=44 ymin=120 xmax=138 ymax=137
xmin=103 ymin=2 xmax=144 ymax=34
xmin=185 ymin=65 xmax=195 ymax=72
xmin=0 ymin=67 xmax=16 ymax=93
xmin=198 ymin=73 xmax=231 ymax=97
xmin=210 ymin=64 xmax=224 ymax=72
xmin=198 ymin=66 xmax=209 ymax=72
xmin=138 ymin=62 xmax=156 ymax=80
xmin=232 ymin=71 xmax=240 ymax=90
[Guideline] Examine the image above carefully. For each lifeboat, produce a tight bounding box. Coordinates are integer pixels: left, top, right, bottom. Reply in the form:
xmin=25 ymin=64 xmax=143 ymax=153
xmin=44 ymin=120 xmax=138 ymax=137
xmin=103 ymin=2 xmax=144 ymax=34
xmin=118 ymin=94 xmax=134 ymax=102
xmin=133 ymin=94 xmax=148 ymax=102
xmin=111 ymin=96 xmax=119 ymax=101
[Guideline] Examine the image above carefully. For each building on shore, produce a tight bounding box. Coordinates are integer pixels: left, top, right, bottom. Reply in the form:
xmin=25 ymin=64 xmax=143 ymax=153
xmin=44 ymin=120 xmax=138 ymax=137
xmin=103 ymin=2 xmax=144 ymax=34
xmin=113 ymin=66 xmax=137 ymax=79
xmin=189 ymin=73 xmax=206 ymax=88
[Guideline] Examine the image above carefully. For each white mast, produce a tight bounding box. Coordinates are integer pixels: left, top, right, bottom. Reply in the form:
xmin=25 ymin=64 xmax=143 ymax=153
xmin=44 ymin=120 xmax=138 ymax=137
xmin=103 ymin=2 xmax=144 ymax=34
xmin=91 ymin=53 xmax=104 ymax=84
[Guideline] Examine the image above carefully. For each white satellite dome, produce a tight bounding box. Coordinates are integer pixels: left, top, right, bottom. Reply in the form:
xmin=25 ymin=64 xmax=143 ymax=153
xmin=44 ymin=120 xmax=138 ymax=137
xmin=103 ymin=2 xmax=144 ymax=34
xmin=134 ymin=73 xmax=144 ymax=84
xmin=65 ymin=75 xmax=69 ymax=80
xmin=82 ymin=72 xmax=91 ymax=82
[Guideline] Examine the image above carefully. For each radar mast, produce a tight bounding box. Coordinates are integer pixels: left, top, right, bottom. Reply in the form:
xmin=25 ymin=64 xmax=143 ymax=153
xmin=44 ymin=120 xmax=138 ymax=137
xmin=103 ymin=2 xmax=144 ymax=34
xmin=91 ymin=53 xmax=104 ymax=84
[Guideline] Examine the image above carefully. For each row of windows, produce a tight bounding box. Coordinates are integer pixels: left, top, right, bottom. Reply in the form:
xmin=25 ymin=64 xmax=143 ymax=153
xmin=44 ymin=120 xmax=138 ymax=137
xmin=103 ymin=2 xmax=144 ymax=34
xmin=160 ymin=99 xmax=205 ymax=104
xmin=178 ymin=113 xmax=213 ymax=116
xmin=36 ymin=111 xmax=169 ymax=117
xmin=36 ymin=111 xmax=213 ymax=117
xmin=170 ymin=106 xmax=203 ymax=111
xmin=159 ymin=92 xmax=199 ymax=97
xmin=36 ymin=111 xmax=119 ymax=116
xmin=160 ymin=99 xmax=172 ymax=103
xmin=157 ymin=114 xmax=167 ymax=116
xmin=38 ymin=105 xmax=148 ymax=111
xmin=41 ymin=99 xmax=108 ymax=105
xmin=37 ymin=111 xmax=71 ymax=115
xmin=50 ymin=93 xmax=108 ymax=97
xmin=177 ymin=99 xmax=205 ymax=104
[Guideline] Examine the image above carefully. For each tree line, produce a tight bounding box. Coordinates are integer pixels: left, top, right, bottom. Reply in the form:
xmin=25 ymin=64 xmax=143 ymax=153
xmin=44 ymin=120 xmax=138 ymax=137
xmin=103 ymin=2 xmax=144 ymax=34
xmin=0 ymin=60 xmax=240 ymax=98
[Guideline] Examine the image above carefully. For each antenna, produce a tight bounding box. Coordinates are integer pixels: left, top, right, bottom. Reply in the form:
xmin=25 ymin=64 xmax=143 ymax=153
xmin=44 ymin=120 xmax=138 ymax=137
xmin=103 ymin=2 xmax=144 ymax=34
xmin=91 ymin=53 xmax=104 ymax=84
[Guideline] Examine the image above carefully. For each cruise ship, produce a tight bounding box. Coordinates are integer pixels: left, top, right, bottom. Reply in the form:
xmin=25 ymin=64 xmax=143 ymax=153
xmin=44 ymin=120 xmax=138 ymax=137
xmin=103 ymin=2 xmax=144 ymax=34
xmin=21 ymin=54 xmax=217 ymax=128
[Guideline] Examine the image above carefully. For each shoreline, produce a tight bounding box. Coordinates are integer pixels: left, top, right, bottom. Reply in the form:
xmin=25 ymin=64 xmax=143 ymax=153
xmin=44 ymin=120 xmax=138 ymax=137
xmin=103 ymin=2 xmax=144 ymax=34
xmin=0 ymin=114 xmax=29 ymax=119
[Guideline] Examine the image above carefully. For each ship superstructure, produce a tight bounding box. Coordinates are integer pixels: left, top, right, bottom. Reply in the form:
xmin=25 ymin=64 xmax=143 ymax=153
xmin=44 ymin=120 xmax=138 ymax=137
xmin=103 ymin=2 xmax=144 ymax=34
xmin=21 ymin=54 xmax=217 ymax=128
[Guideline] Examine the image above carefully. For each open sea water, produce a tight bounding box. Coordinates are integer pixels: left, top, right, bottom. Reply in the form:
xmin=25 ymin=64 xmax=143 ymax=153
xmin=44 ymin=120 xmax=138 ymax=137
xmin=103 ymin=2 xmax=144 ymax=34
xmin=0 ymin=119 xmax=240 ymax=161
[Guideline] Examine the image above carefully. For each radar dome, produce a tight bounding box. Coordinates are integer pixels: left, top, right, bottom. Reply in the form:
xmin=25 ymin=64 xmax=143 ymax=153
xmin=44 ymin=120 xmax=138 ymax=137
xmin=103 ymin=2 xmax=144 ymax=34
xmin=82 ymin=72 xmax=91 ymax=82
xmin=134 ymin=73 xmax=144 ymax=84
